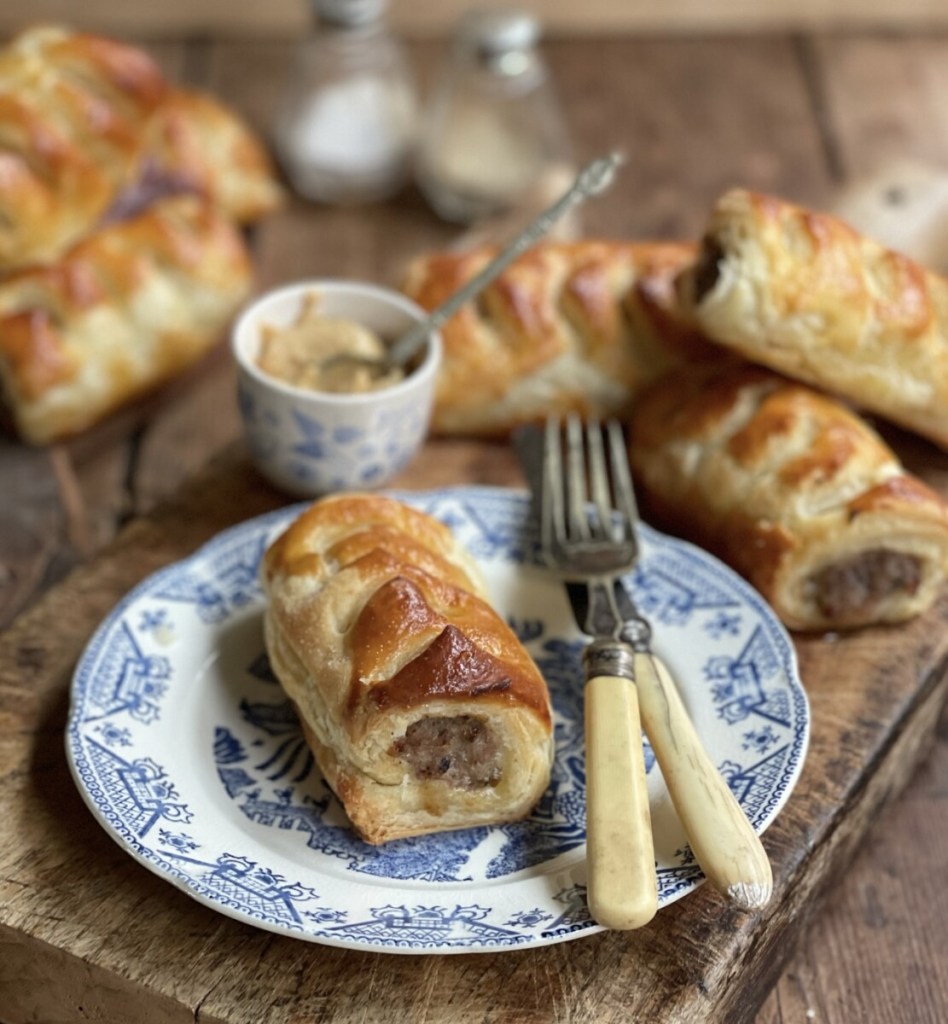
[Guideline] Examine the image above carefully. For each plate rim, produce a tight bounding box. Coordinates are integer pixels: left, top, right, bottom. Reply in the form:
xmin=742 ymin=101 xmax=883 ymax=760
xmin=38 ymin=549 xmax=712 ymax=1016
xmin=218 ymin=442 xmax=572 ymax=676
xmin=64 ymin=485 xmax=809 ymax=954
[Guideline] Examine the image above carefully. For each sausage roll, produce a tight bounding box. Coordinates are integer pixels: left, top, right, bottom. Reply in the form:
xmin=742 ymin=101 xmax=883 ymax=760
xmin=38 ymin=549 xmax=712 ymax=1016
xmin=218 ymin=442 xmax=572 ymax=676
xmin=0 ymin=25 xmax=283 ymax=270
xmin=628 ymin=362 xmax=948 ymax=630
xmin=261 ymin=494 xmax=554 ymax=844
xmin=402 ymin=241 xmax=718 ymax=437
xmin=0 ymin=195 xmax=252 ymax=444
xmin=0 ymin=24 xmax=169 ymax=268
xmin=677 ymin=187 xmax=948 ymax=450
xmin=140 ymin=88 xmax=284 ymax=226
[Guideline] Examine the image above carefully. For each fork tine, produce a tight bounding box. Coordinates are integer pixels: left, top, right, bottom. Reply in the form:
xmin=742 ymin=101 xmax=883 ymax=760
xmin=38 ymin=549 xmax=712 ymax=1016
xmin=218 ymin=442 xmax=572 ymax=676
xmin=585 ymin=420 xmax=613 ymax=540
xmin=565 ymin=414 xmax=590 ymax=540
xmin=542 ymin=417 xmax=566 ymax=557
xmin=605 ymin=420 xmax=639 ymax=546
xmin=537 ymin=416 xmax=639 ymax=577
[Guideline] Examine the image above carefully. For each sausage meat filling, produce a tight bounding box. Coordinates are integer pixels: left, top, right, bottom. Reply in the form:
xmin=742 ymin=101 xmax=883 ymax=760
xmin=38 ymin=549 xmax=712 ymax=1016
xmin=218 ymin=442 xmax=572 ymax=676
xmin=393 ymin=715 xmax=502 ymax=788
xmin=811 ymin=549 xmax=922 ymax=619
xmin=692 ymin=236 xmax=726 ymax=303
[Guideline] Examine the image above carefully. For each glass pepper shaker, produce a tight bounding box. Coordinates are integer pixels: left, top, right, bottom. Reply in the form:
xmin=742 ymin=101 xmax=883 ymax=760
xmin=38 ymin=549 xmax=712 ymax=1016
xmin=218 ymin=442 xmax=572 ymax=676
xmin=415 ymin=9 xmax=573 ymax=224
xmin=274 ymin=0 xmax=418 ymax=205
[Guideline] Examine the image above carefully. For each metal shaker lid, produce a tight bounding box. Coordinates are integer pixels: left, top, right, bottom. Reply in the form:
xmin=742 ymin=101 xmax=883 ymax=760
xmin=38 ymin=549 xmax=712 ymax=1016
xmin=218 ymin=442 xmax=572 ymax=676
xmin=312 ymin=0 xmax=388 ymax=28
xmin=457 ymin=9 xmax=541 ymax=56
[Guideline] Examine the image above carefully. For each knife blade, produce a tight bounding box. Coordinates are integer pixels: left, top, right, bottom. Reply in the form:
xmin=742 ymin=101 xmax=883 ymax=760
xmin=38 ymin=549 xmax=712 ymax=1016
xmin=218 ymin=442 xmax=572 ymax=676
xmin=512 ymin=422 xmax=544 ymax=519
xmin=563 ymin=579 xmax=650 ymax=646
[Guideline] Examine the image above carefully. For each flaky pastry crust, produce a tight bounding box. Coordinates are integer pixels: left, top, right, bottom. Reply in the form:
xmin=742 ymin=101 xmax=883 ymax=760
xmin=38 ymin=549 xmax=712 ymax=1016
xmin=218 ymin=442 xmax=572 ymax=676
xmin=261 ymin=494 xmax=554 ymax=844
xmin=0 ymin=25 xmax=282 ymax=270
xmin=0 ymin=24 xmax=168 ymax=268
xmin=0 ymin=195 xmax=252 ymax=443
xmin=402 ymin=240 xmax=717 ymax=436
xmin=677 ymin=187 xmax=948 ymax=450
xmin=141 ymin=88 xmax=284 ymax=225
xmin=628 ymin=362 xmax=948 ymax=630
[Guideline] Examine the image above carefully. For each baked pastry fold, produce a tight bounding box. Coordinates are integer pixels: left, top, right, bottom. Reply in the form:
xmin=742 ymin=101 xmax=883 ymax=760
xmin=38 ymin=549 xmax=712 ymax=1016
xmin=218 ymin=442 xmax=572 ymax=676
xmin=0 ymin=24 xmax=168 ymax=269
xmin=261 ymin=494 xmax=554 ymax=844
xmin=0 ymin=25 xmax=283 ymax=271
xmin=0 ymin=26 xmax=283 ymax=442
xmin=132 ymin=87 xmax=284 ymax=226
xmin=0 ymin=195 xmax=252 ymax=443
xmin=677 ymin=187 xmax=948 ymax=450
xmin=402 ymin=240 xmax=716 ymax=436
xmin=628 ymin=362 xmax=948 ymax=630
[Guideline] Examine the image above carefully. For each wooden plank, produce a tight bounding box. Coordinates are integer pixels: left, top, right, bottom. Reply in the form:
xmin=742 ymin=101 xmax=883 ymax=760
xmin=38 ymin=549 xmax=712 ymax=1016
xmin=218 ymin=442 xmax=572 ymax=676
xmin=0 ymin=438 xmax=69 ymax=630
xmin=5 ymin=0 xmax=948 ymax=39
xmin=0 ymin=440 xmax=946 ymax=1024
xmin=0 ymin=28 xmax=945 ymax=1024
xmin=756 ymin=34 xmax=948 ymax=1023
xmin=544 ymin=35 xmax=833 ymax=239
xmin=814 ymin=34 xmax=948 ymax=177
xmin=757 ymin=713 xmax=948 ymax=1024
xmin=0 ymin=351 xmax=207 ymax=632
xmin=0 ymin=926 xmax=194 ymax=1024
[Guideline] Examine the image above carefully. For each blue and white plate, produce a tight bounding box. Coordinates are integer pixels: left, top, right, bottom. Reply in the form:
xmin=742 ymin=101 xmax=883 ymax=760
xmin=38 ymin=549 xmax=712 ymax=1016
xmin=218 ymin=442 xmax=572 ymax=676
xmin=66 ymin=486 xmax=809 ymax=954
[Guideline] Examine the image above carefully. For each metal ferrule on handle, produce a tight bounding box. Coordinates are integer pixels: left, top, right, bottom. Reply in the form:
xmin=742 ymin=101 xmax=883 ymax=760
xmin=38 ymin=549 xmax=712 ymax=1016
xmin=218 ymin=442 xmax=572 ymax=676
xmin=583 ymin=637 xmax=636 ymax=681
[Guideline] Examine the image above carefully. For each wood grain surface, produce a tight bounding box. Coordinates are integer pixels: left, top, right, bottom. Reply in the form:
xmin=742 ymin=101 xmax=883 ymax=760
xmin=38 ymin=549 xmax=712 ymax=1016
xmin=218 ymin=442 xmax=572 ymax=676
xmin=1 ymin=31 xmax=947 ymax=1024
xmin=4 ymin=0 xmax=948 ymax=38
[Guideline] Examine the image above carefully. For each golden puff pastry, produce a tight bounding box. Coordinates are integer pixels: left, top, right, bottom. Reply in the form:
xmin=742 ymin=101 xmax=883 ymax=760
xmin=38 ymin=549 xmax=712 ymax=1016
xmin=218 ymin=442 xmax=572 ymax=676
xmin=628 ymin=361 xmax=948 ymax=631
xmin=0 ymin=24 xmax=169 ymax=268
xmin=261 ymin=494 xmax=554 ymax=844
xmin=402 ymin=241 xmax=717 ymax=437
xmin=0 ymin=195 xmax=252 ymax=444
xmin=677 ymin=187 xmax=948 ymax=450
xmin=138 ymin=88 xmax=284 ymax=225
xmin=0 ymin=26 xmax=283 ymax=270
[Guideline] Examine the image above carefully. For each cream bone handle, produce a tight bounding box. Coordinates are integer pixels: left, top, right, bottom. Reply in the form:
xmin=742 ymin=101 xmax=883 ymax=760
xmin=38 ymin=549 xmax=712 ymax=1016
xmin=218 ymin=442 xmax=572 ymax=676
xmin=632 ymin=651 xmax=773 ymax=910
xmin=584 ymin=666 xmax=658 ymax=930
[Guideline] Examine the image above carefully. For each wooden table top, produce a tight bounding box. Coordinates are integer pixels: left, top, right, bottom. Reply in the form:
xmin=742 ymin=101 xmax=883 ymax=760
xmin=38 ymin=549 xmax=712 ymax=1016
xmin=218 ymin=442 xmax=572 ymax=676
xmin=2 ymin=29 xmax=947 ymax=1024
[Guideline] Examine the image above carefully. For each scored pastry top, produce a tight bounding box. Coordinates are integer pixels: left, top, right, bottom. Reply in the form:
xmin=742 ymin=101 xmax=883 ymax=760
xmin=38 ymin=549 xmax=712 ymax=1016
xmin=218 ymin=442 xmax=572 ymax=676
xmin=263 ymin=493 xmax=552 ymax=731
xmin=402 ymin=240 xmax=717 ymax=436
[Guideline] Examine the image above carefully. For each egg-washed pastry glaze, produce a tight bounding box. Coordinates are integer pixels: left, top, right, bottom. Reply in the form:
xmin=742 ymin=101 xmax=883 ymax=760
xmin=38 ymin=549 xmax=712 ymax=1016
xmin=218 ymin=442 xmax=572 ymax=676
xmin=677 ymin=187 xmax=948 ymax=451
xmin=261 ymin=493 xmax=554 ymax=844
xmin=402 ymin=240 xmax=718 ymax=436
xmin=629 ymin=361 xmax=948 ymax=630
xmin=0 ymin=195 xmax=252 ymax=444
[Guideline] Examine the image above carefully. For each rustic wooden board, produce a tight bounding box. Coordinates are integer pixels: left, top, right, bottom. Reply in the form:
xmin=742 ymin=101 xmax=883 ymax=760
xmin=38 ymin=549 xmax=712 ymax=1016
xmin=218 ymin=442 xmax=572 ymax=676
xmin=6 ymin=0 xmax=948 ymax=39
xmin=0 ymin=441 xmax=946 ymax=1024
xmin=757 ymin=721 xmax=948 ymax=1024
xmin=2 ymin=30 xmax=948 ymax=1024
xmin=758 ymin=33 xmax=948 ymax=1022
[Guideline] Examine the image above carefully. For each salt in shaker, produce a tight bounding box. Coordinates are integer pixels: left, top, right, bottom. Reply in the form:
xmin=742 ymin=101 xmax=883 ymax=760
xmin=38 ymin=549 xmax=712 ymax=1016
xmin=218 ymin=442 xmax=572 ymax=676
xmin=274 ymin=0 xmax=418 ymax=205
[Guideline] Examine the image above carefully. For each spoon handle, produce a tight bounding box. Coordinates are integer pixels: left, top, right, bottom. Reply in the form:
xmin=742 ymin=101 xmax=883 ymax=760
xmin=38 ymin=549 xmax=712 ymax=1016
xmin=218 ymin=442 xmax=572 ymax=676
xmin=389 ymin=151 xmax=624 ymax=367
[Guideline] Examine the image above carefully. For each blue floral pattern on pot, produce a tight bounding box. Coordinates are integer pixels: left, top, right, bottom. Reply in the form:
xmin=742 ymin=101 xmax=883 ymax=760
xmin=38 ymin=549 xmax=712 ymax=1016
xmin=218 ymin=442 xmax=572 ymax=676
xmin=239 ymin=377 xmax=431 ymax=494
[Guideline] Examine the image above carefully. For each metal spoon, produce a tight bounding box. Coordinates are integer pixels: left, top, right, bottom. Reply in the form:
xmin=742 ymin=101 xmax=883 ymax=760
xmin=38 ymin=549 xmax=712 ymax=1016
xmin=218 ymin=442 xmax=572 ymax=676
xmin=322 ymin=152 xmax=625 ymax=380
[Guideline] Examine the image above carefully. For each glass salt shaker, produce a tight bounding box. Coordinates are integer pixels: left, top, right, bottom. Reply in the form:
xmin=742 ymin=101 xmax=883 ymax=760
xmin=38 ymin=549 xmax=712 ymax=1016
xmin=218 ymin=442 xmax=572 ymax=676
xmin=274 ymin=0 xmax=418 ymax=205
xmin=415 ymin=9 xmax=573 ymax=224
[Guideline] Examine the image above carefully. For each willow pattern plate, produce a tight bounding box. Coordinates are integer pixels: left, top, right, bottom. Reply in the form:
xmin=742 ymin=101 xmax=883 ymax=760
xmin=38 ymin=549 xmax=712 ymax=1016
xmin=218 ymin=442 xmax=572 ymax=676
xmin=66 ymin=486 xmax=809 ymax=954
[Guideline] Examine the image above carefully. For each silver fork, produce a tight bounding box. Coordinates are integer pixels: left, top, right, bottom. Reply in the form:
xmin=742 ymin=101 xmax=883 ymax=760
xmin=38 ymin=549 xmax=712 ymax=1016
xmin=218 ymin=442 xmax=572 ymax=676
xmin=542 ymin=416 xmax=773 ymax=927
xmin=542 ymin=415 xmax=658 ymax=930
